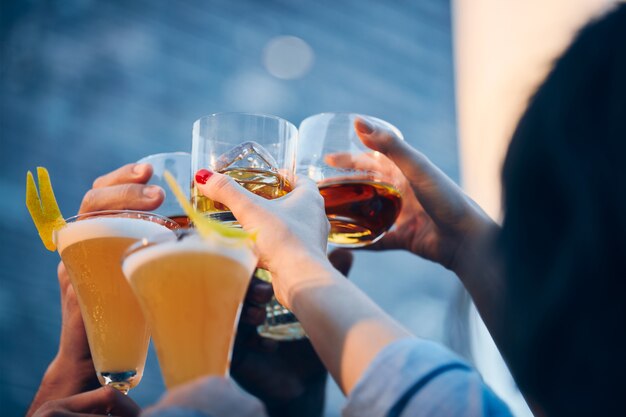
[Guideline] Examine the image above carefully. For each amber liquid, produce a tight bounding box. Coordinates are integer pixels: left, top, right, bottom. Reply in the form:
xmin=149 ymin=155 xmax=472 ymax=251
xmin=60 ymin=236 xmax=150 ymax=390
xmin=191 ymin=168 xmax=292 ymax=221
xmin=168 ymin=215 xmax=191 ymax=229
xmin=319 ymin=179 xmax=402 ymax=247
xmin=127 ymin=251 xmax=251 ymax=388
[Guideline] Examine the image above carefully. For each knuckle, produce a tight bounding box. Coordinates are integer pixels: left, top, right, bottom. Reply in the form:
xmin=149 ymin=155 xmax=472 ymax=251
xmin=92 ymin=175 xmax=106 ymax=188
xmin=80 ymin=189 xmax=96 ymax=212
xmin=379 ymin=133 xmax=396 ymax=152
xmin=211 ymin=174 xmax=234 ymax=195
xmin=120 ymin=184 xmax=138 ymax=202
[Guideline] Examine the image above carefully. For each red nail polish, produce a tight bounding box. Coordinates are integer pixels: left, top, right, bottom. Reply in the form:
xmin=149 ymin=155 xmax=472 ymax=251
xmin=195 ymin=169 xmax=213 ymax=184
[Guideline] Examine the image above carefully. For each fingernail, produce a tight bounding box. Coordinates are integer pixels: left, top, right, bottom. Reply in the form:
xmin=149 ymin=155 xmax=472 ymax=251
xmin=195 ymin=169 xmax=213 ymax=185
xmin=134 ymin=163 xmax=150 ymax=176
xmin=355 ymin=118 xmax=374 ymax=135
xmin=143 ymin=185 xmax=161 ymax=199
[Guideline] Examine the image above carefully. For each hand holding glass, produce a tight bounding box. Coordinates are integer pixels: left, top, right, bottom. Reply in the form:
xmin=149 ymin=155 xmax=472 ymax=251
xmin=54 ymin=211 xmax=177 ymax=393
xmin=191 ymin=113 xmax=297 ymax=223
xmin=298 ymin=113 xmax=403 ymax=247
xmin=191 ymin=113 xmax=304 ymax=340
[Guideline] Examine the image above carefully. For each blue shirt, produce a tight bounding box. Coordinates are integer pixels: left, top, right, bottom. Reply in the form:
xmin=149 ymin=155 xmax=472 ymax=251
xmin=343 ymin=338 xmax=513 ymax=417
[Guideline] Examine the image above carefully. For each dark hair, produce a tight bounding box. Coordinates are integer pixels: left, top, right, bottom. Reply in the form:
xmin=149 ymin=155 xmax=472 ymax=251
xmin=500 ymin=5 xmax=626 ymax=416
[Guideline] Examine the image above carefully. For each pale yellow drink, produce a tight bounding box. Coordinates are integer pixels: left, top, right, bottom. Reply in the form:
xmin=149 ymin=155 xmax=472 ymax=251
xmin=122 ymin=232 xmax=257 ymax=388
xmin=55 ymin=214 xmax=175 ymax=392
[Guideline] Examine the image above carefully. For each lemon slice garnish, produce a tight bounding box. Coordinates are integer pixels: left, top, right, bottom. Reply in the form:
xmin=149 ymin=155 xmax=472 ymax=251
xmin=26 ymin=167 xmax=66 ymax=251
xmin=163 ymin=171 xmax=255 ymax=243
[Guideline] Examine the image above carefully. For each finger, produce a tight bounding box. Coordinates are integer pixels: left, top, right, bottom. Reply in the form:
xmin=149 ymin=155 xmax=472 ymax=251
xmin=328 ymin=249 xmax=354 ymax=276
xmin=240 ymin=305 xmax=266 ymax=326
xmin=194 ymin=170 xmax=266 ymax=225
xmin=57 ymin=261 xmax=71 ymax=295
xmin=354 ymin=118 xmax=469 ymax=226
xmin=57 ymin=261 xmax=79 ymax=316
xmin=324 ymin=152 xmax=382 ymax=173
xmin=92 ymin=163 xmax=153 ymax=189
xmin=293 ymin=175 xmax=321 ymax=192
xmin=357 ymin=230 xmax=407 ymax=251
xmin=245 ymin=278 xmax=273 ymax=305
xmin=324 ymin=152 xmax=355 ymax=169
xmin=79 ymin=184 xmax=164 ymax=214
xmin=54 ymin=387 xmax=140 ymax=416
xmin=290 ymin=175 xmax=326 ymax=202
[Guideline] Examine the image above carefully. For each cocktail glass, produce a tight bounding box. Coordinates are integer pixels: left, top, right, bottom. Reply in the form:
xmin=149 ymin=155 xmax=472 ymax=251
xmin=54 ymin=210 xmax=177 ymax=393
xmin=299 ymin=113 xmax=403 ymax=247
xmin=122 ymin=229 xmax=257 ymax=388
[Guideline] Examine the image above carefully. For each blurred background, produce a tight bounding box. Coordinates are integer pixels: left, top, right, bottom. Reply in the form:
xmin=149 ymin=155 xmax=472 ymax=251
xmin=0 ymin=0 xmax=612 ymax=415
xmin=0 ymin=1 xmax=460 ymax=415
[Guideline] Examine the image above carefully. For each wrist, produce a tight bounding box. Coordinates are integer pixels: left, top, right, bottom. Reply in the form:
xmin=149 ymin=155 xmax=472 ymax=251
xmin=450 ymin=217 xmax=500 ymax=280
xmin=272 ymin=255 xmax=338 ymax=310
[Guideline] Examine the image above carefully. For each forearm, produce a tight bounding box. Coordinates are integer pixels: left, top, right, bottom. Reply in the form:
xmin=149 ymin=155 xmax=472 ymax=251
xmin=280 ymin=259 xmax=411 ymax=395
xmin=452 ymin=220 xmax=505 ymax=342
xmin=26 ymin=355 xmax=99 ymax=417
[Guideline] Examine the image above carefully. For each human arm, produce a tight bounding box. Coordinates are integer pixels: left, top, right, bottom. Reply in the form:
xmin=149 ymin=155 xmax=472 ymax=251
xmin=194 ymin=172 xmax=412 ymax=394
xmin=231 ymin=249 xmax=353 ymax=417
xmin=195 ymin=172 xmax=512 ymax=416
xmin=198 ymin=172 xmax=511 ymax=417
xmin=26 ymin=263 xmax=102 ymax=417
xmin=351 ymin=118 xmax=503 ymax=333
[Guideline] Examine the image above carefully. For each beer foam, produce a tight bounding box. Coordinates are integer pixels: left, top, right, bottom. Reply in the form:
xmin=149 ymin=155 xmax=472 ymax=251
xmin=55 ymin=216 xmax=174 ymax=253
xmin=122 ymin=233 xmax=258 ymax=280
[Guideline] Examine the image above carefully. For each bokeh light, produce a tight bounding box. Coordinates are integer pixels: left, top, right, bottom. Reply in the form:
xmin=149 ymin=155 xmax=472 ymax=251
xmin=262 ymin=35 xmax=314 ymax=80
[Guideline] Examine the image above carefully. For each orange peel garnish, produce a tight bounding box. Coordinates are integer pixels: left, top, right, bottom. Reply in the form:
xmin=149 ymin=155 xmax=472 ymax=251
xmin=163 ymin=170 xmax=256 ymax=243
xmin=26 ymin=167 xmax=66 ymax=251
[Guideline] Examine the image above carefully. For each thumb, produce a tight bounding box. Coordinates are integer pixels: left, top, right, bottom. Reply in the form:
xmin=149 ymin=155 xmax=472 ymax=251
xmin=354 ymin=118 xmax=469 ymax=226
xmin=58 ymin=387 xmax=140 ymax=416
xmin=194 ymin=169 xmax=266 ymax=223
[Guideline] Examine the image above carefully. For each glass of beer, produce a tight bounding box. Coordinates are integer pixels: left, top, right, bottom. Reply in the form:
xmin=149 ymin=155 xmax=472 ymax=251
xmin=54 ymin=210 xmax=177 ymax=393
xmin=122 ymin=229 xmax=258 ymax=388
xmin=191 ymin=112 xmax=297 ymax=223
xmin=192 ymin=112 xmax=304 ymax=340
xmin=137 ymin=152 xmax=191 ymax=228
xmin=299 ymin=113 xmax=403 ymax=247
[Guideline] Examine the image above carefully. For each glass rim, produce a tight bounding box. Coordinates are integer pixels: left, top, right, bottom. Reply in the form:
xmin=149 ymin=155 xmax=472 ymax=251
xmin=299 ymin=112 xmax=404 ymax=141
xmin=122 ymin=228 xmax=189 ymax=262
xmin=63 ymin=210 xmax=179 ymax=229
xmin=193 ymin=112 xmax=297 ymax=131
xmin=312 ymin=170 xmax=402 ymax=192
xmin=137 ymin=151 xmax=190 ymax=162
xmin=121 ymin=228 xmax=259 ymax=278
